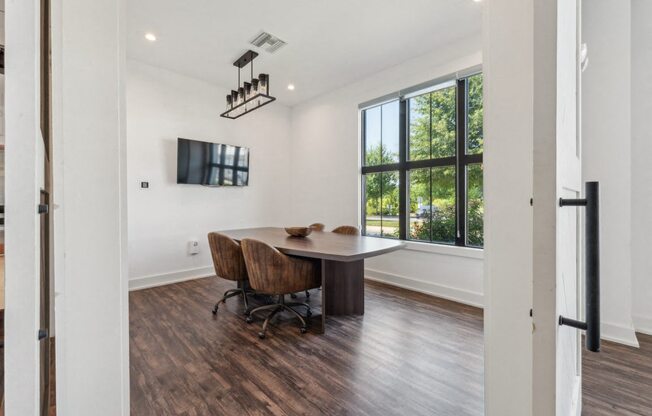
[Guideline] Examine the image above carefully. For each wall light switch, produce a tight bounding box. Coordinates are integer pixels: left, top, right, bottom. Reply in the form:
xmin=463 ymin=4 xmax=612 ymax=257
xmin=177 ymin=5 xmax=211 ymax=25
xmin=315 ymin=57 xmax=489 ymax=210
xmin=188 ymin=240 xmax=200 ymax=255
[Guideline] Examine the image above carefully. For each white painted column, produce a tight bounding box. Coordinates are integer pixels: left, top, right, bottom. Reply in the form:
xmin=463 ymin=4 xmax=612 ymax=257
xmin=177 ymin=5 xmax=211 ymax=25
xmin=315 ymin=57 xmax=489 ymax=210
xmin=51 ymin=0 xmax=130 ymax=414
xmin=482 ymin=0 xmax=534 ymax=414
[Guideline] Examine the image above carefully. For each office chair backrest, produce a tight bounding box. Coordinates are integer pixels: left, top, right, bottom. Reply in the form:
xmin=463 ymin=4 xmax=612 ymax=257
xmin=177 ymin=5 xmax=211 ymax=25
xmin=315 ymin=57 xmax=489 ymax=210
xmin=241 ymin=238 xmax=320 ymax=295
xmin=207 ymin=232 xmax=248 ymax=282
xmin=332 ymin=225 xmax=359 ymax=236
xmin=309 ymin=223 xmax=325 ymax=232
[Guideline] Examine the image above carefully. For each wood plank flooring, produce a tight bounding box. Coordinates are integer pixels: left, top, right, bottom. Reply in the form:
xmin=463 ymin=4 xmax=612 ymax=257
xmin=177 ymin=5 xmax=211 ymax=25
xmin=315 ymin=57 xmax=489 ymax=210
xmin=130 ymin=277 xmax=484 ymax=415
xmin=130 ymin=276 xmax=652 ymax=416
xmin=583 ymin=332 xmax=652 ymax=416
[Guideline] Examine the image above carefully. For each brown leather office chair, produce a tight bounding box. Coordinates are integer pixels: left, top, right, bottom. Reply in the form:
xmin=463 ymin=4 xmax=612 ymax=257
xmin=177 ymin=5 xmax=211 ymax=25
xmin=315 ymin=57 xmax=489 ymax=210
xmin=309 ymin=223 xmax=325 ymax=232
xmin=332 ymin=225 xmax=360 ymax=235
xmin=208 ymin=232 xmax=252 ymax=315
xmin=241 ymin=238 xmax=321 ymax=338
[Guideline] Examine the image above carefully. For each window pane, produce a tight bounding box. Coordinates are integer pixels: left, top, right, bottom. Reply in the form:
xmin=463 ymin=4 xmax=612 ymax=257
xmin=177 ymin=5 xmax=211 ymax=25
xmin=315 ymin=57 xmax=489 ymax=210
xmin=467 ymin=74 xmax=483 ymax=155
xmin=408 ymin=166 xmax=456 ymax=243
xmin=408 ymin=168 xmax=431 ymax=241
xmin=364 ymin=172 xmax=399 ymax=238
xmin=381 ymin=171 xmax=399 ymax=238
xmin=364 ymin=106 xmax=381 ymax=166
xmin=466 ymin=164 xmax=484 ymax=247
xmin=431 ymin=86 xmax=457 ymax=158
xmin=364 ymin=173 xmax=381 ymax=237
xmin=381 ymin=101 xmax=400 ymax=164
xmin=408 ymin=95 xmax=430 ymax=161
xmin=431 ymin=166 xmax=456 ymax=244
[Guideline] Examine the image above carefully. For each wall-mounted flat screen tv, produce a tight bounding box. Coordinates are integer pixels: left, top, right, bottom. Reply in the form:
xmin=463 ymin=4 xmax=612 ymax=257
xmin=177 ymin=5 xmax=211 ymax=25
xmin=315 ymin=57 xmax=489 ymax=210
xmin=177 ymin=138 xmax=249 ymax=186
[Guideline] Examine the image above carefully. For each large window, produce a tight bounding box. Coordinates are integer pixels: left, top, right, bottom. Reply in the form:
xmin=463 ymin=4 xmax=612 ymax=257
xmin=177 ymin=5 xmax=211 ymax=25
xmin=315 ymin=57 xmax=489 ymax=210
xmin=361 ymin=73 xmax=483 ymax=247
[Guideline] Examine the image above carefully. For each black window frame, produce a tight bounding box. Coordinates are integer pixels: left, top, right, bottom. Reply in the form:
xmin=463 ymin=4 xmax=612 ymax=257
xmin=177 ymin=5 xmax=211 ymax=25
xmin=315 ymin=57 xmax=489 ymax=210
xmin=361 ymin=73 xmax=483 ymax=248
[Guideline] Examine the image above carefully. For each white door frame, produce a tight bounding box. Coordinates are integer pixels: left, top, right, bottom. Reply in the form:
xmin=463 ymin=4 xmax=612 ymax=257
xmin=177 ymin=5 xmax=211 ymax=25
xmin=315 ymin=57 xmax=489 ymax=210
xmin=49 ymin=0 xmax=130 ymax=414
xmin=5 ymin=0 xmax=43 ymax=414
xmin=483 ymin=0 xmax=535 ymax=413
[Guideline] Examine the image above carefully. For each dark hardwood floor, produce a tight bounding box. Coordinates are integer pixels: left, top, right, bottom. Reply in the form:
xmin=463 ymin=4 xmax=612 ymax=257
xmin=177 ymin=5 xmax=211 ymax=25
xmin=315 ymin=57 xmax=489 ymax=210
xmin=130 ymin=276 xmax=652 ymax=416
xmin=583 ymin=332 xmax=652 ymax=416
xmin=130 ymin=277 xmax=484 ymax=415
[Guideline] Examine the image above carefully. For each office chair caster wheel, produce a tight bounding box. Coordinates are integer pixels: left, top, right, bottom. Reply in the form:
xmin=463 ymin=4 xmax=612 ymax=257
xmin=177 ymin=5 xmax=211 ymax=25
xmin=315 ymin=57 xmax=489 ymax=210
xmin=258 ymin=332 xmax=266 ymax=339
xmin=211 ymin=305 xmax=218 ymax=315
xmin=246 ymin=316 xmax=254 ymax=324
xmin=300 ymin=327 xmax=307 ymax=334
xmin=306 ymin=310 xmax=312 ymax=318
xmin=306 ymin=291 xmax=310 ymax=298
xmin=290 ymin=293 xmax=297 ymax=299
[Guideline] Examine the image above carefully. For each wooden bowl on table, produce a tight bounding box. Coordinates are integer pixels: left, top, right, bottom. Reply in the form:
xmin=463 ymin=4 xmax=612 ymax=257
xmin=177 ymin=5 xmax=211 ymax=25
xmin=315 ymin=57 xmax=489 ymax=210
xmin=284 ymin=227 xmax=312 ymax=238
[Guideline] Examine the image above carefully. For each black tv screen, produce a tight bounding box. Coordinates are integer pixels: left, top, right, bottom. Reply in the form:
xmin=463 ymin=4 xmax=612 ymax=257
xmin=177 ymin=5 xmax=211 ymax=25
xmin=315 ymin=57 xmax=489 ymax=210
xmin=177 ymin=138 xmax=249 ymax=186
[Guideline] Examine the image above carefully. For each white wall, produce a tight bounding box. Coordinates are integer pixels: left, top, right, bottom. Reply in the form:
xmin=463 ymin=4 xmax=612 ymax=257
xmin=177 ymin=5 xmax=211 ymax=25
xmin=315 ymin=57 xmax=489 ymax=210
xmin=582 ymin=0 xmax=638 ymax=347
xmin=288 ymin=35 xmax=484 ymax=307
xmin=126 ymin=60 xmax=292 ymax=289
xmin=51 ymin=0 xmax=130 ymax=414
xmin=631 ymin=0 xmax=652 ymax=336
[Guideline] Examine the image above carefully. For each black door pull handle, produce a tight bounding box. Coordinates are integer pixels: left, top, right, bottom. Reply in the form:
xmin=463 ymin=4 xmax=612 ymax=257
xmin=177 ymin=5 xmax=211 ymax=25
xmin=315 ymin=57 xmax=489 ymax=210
xmin=559 ymin=181 xmax=600 ymax=353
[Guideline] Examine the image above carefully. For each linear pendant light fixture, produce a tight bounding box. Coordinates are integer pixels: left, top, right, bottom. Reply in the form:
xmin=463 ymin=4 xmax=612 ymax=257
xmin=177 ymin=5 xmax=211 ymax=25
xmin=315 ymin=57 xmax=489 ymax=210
xmin=220 ymin=50 xmax=276 ymax=119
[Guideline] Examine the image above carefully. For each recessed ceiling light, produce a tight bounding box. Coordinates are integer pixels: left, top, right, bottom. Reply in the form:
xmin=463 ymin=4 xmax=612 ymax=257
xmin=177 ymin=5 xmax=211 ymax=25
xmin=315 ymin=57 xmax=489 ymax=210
xmin=473 ymin=0 xmax=482 ymax=2
xmin=287 ymin=84 xmax=295 ymax=91
xmin=145 ymin=33 xmax=157 ymax=42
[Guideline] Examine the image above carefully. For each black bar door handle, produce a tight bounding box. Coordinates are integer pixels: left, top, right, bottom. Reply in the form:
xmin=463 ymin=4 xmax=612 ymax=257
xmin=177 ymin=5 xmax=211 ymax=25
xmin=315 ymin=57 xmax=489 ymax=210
xmin=559 ymin=181 xmax=600 ymax=353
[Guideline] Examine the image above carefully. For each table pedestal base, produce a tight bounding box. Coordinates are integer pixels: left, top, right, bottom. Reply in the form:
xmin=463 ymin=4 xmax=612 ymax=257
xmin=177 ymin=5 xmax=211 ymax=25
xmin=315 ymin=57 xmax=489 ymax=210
xmin=316 ymin=259 xmax=364 ymax=333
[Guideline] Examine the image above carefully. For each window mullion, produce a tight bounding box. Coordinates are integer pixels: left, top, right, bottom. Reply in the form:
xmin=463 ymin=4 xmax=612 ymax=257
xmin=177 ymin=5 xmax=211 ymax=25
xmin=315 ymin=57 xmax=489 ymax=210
xmin=380 ymin=106 xmax=384 ymax=236
xmin=361 ymin=110 xmax=367 ymax=235
xmin=398 ymin=100 xmax=407 ymax=240
xmin=429 ymin=93 xmax=433 ymax=242
xmin=455 ymin=79 xmax=467 ymax=246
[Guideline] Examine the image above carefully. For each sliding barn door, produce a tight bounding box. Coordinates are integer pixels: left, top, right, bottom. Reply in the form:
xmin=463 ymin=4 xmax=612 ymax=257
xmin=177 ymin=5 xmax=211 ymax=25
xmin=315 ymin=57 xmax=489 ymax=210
xmin=533 ymin=1 xmax=584 ymax=415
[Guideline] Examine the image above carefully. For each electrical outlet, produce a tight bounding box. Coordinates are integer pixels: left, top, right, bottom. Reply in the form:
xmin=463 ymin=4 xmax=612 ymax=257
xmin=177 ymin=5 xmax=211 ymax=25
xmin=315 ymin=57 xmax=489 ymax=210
xmin=188 ymin=240 xmax=200 ymax=255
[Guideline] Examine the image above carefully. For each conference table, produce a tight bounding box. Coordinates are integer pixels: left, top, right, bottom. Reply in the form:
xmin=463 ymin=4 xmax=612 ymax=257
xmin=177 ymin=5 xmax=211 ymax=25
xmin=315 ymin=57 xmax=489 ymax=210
xmin=219 ymin=227 xmax=405 ymax=333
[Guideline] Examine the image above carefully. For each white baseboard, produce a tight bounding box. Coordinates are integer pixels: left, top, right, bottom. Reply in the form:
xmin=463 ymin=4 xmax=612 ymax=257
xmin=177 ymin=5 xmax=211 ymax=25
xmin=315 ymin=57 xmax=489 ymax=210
xmin=633 ymin=314 xmax=652 ymax=336
xmin=129 ymin=266 xmax=214 ymax=291
xmin=364 ymin=268 xmax=484 ymax=308
xmin=601 ymin=321 xmax=640 ymax=348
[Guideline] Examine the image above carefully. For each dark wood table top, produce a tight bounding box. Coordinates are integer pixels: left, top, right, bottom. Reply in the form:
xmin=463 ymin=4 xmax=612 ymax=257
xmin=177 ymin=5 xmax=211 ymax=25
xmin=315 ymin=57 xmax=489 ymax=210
xmin=218 ymin=227 xmax=405 ymax=262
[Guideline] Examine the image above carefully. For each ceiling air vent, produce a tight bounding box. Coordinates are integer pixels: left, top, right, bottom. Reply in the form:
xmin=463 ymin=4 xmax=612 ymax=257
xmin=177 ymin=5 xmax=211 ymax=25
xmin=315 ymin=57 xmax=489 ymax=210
xmin=250 ymin=31 xmax=286 ymax=54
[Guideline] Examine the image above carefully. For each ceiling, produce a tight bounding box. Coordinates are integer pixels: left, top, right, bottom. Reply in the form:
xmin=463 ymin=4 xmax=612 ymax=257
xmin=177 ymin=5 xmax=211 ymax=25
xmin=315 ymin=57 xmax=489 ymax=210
xmin=127 ymin=0 xmax=482 ymax=107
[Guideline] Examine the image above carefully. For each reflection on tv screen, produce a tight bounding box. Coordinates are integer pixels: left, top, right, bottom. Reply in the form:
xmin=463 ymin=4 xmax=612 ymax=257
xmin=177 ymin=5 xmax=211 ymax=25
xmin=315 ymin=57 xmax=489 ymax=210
xmin=177 ymin=138 xmax=249 ymax=186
